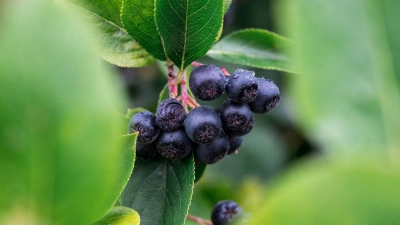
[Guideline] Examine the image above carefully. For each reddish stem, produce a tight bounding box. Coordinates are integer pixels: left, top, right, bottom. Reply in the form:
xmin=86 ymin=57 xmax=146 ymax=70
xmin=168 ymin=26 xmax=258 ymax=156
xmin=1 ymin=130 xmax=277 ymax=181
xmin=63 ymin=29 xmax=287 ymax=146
xmin=168 ymin=64 xmax=178 ymax=98
xmin=179 ymin=69 xmax=199 ymax=111
xmin=186 ymin=214 xmax=213 ymax=225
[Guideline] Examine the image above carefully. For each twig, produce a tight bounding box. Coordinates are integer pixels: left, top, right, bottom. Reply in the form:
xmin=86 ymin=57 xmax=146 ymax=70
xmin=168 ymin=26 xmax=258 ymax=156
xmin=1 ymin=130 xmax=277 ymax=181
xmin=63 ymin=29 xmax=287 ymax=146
xmin=168 ymin=63 xmax=178 ymax=98
xmin=186 ymin=214 xmax=213 ymax=225
xmin=179 ymin=69 xmax=199 ymax=111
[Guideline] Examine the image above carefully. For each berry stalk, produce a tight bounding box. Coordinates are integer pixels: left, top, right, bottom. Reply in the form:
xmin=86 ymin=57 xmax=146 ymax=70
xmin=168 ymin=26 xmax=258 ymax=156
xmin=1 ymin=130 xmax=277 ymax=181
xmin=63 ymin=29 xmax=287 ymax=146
xmin=186 ymin=214 xmax=212 ymax=225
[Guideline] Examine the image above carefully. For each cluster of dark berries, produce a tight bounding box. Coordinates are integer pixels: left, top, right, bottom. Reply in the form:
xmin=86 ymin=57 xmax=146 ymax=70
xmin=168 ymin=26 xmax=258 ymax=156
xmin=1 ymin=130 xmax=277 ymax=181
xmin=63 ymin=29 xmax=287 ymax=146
xmin=128 ymin=98 xmax=191 ymax=160
xmin=187 ymin=64 xmax=280 ymax=163
xmin=211 ymin=200 xmax=243 ymax=225
xmin=128 ymin=64 xmax=280 ymax=164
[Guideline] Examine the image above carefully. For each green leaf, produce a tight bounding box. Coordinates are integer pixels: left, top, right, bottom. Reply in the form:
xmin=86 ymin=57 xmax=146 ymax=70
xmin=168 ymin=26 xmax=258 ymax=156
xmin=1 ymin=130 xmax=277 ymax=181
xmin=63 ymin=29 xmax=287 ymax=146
xmin=120 ymin=156 xmax=195 ymax=225
xmin=158 ymin=84 xmax=170 ymax=105
xmin=126 ymin=107 xmax=151 ymax=120
xmin=0 ymin=1 xmax=128 ymax=224
xmin=121 ymin=0 xmax=166 ymax=60
xmin=279 ymin=0 xmax=400 ymax=155
xmin=57 ymin=0 xmax=154 ymax=67
xmin=92 ymin=206 xmax=140 ymax=225
xmin=224 ymin=0 xmax=232 ymax=14
xmin=155 ymin=0 xmax=225 ymax=71
xmin=207 ymin=29 xmax=295 ymax=73
xmin=249 ymin=157 xmax=400 ymax=225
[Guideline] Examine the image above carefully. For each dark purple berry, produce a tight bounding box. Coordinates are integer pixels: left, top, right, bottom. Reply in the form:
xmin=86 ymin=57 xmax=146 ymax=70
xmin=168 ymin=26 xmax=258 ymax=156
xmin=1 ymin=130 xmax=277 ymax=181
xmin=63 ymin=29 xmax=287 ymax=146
xmin=211 ymin=200 xmax=243 ymax=225
xmin=227 ymin=136 xmax=243 ymax=154
xmin=226 ymin=69 xmax=258 ymax=103
xmin=156 ymin=98 xmax=186 ymax=131
xmin=136 ymin=142 xmax=158 ymax=160
xmin=194 ymin=131 xmax=229 ymax=164
xmin=128 ymin=111 xmax=160 ymax=144
xmin=248 ymin=78 xmax=280 ymax=114
xmin=189 ymin=64 xmax=226 ymax=101
xmin=155 ymin=128 xmax=193 ymax=160
xmin=225 ymin=112 xmax=254 ymax=136
xmin=219 ymin=99 xmax=251 ymax=131
xmin=185 ymin=106 xmax=222 ymax=144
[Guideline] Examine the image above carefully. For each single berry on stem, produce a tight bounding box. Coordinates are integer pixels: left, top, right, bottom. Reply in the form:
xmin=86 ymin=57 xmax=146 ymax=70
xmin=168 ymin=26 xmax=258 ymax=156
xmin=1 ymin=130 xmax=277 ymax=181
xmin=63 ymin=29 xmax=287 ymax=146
xmin=189 ymin=64 xmax=226 ymax=101
xmin=185 ymin=106 xmax=222 ymax=144
xmin=248 ymin=78 xmax=280 ymax=114
xmin=211 ymin=200 xmax=243 ymax=225
xmin=155 ymin=128 xmax=193 ymax=160
xmin=195 ymin=131 xmax=229 ymax=164
xmin=128 ymin=111 xmax=160 ymax=144
xmin=226 ymin=69 xmax=258 ymax=103
xmin=156 ymin=98 xmax=186 ymax=131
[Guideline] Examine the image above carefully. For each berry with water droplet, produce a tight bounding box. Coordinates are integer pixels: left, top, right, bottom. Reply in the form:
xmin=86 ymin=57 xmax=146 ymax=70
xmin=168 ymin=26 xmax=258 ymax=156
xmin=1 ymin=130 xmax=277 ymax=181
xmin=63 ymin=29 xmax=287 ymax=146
xmin=248 ymin=78 xmax=280 ymax=114
xmin=226 ymin=69 xmax=258 ymax=103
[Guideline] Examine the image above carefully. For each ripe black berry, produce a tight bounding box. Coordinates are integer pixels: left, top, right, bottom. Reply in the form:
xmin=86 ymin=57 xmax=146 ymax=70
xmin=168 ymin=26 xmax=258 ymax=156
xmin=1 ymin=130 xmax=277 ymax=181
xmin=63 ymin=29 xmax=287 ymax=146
xmin=226 ymin=69 xmax=258 ymax=103
xmin=155 ymin=128 xmax=193 ymax=160
xmin=136 ymin=142 xmax=158 ymax=160
xmin=185 ymin=106 xmax=222 ymax=144
xmin=219 ymin=99 xmax=251 ymax=131
xmin=225 ymin=112 xmax=254 ymax=136
xmin=128 ymin=111 xmax=160 ymax=144
xmin=211 ymin=200 xmax=243 ymax=225
xmin=156 ymin=98 xmax=186 ymax=131
xmin=194 ymin=131 xmax=229 ymax=164
xmin=227 ymin=136 xmax=243 ymax=154
xmin=189 ymin=64 xmax=226 ymax=101
xmin=248 ymin=78 xmax=280 ymax=114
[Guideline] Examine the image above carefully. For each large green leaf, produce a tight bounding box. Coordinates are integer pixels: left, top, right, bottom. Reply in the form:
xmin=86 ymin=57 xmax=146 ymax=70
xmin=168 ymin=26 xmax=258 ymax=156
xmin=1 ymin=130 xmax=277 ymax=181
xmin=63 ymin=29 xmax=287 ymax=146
xmin=207 ymin=29 xmax=295 ymax=73
xmin=92 ymin=206 xmax=140 ymax=225
xmin=0 ymin=1 xmax=127 ymax=224
xmin=279 ymin=0 xmax=400 ymax=155
xmin=121 ymin=0 xmax=166 ymax=60
xmin=120 ymin=156 xmax=195 ymax=225
xmin=57 ymin=0 xmax=154 ymax=67
xmin=155 ymin=0 xmax=224 ymax=71
xmin=249 ymin=157 xmax=400 ymax=225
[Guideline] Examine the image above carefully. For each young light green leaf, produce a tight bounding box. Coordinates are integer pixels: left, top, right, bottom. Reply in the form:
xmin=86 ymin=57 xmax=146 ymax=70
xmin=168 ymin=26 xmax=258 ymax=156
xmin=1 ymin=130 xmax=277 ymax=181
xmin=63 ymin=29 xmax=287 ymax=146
xmin=121 ymin=0 xmax=166 ymax=60
xmin=279 ymin=0 xmax=400 ymax=156
xmin=0 ymin=1 xmax=128 ymax=223
xmin=91 ymin=206 xmax=140 ymax=225
xmin=155 ymin=0 xmax=224 ymax=72
xmin=207 ymin=29 xmax=295 ymax=73
xmin=158 ymin=84 xmax=170 ymax=105
xmin=120 ymin=156 xmax=195 ymax=225
xmin=57 ymin=0 xmax=154 ymax=67
xmin=249 ymin=157 xmax=400 ymax=225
